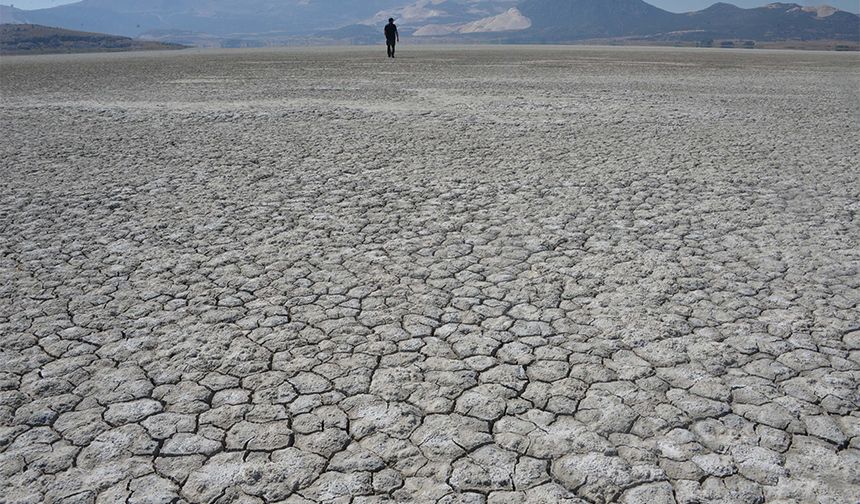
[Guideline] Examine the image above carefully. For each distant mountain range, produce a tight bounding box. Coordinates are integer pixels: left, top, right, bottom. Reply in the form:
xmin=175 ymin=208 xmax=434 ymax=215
xmin=1 ymin=0 xmax=857 ymax=47
xmin=513 ymin=0 xmax=859 ymax=42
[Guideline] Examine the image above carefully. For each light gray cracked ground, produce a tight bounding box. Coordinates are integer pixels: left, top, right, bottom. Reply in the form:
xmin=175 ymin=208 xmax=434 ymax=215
xmin=1 ymin=45 xmax=859 ymax=504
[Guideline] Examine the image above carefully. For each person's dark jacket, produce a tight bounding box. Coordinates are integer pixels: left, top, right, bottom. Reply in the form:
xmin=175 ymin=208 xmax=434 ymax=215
xmin=385 ymin=23 xmax=398 ymax=42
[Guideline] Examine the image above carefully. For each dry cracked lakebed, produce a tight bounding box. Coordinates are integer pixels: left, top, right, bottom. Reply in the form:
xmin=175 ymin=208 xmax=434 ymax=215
xmin=1 ymin=45 xmax=859 ymax=503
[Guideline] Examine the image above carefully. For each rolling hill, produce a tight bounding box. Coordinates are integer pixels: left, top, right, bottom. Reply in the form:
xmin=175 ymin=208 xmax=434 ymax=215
xmin=0 ymin=23 xmax=185 ymax=54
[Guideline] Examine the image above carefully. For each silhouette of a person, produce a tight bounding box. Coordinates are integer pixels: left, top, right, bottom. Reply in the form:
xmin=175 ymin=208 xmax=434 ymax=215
xmin=384 ymin=18 xmax=399 ymax=58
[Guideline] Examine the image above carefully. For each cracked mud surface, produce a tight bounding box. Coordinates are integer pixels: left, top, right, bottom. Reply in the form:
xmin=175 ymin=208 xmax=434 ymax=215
xmin=1 ymin=46 xmax=859 ymax=503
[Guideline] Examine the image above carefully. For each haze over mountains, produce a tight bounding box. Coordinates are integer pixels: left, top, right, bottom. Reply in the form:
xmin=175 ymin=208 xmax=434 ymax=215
xmin=1 ymin=0 xmax=857 ymax=46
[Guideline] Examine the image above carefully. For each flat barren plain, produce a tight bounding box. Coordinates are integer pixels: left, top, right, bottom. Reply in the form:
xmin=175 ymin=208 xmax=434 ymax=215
xmin=1 ymin=46 xmax=859 ymax=504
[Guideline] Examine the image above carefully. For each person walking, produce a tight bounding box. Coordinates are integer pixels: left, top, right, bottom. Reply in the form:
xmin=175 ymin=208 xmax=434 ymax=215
xmin=384 ymin=18 xmax=399 ymax=58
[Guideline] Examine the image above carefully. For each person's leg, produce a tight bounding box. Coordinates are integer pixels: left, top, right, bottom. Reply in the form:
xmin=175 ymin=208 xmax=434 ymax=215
xmin=391 ymin=42 xmax=395 ymax=58
xmin=387 ymin=43 xmax=392 ymax=57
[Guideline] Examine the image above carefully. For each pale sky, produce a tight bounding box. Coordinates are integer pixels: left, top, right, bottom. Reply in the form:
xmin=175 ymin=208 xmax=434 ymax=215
xmin=6 ymin=0 xmax=860 ymax=13
xmin=6 ymin=0 xmax=75 ymax=9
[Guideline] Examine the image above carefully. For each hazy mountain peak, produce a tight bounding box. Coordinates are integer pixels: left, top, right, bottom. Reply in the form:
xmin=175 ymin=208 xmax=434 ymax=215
xmin=800 ymin=5 xmax=838 ymax=17
xmin=459 ymin=8 xmax=531 ymax=33
xmin=367 ymin=0 xmax=518 ymax=25
xmin=0 ymin=4 xmax=28 ymax=24
xmin=764 ymin=2 xmax=799 ymax=9
xmin=413 ymin=6 xmax=530 ymax=36
xmin=700 ymin=2 xmax=745 ymax=11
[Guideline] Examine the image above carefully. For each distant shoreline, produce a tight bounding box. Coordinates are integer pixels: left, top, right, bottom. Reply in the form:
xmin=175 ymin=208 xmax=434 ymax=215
xmin=3 ymin=44 xmax=858 ymax=62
